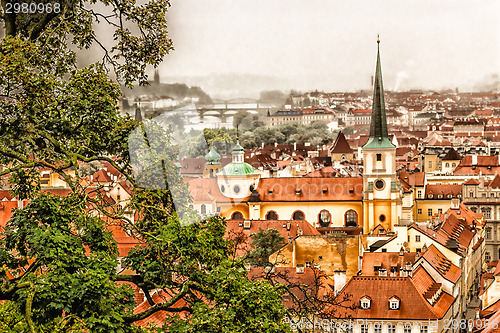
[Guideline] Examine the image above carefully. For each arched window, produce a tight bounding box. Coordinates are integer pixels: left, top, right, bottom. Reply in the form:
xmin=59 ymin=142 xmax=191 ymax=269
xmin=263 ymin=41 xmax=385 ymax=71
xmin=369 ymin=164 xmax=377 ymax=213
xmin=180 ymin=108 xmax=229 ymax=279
xmin=292 ymin=211 xmax=304 ymax=220
xmin=266 ymin=211 xmax=278 ymax=220
xmin=445 ymin=163 xmax=450 ymax=167
xmin=231 ymin=212 xmax=244 ymax=220
xmin=452 ymin=163 xmax=456 ymax=167
xmin=318 ymin=210 xmax=331 ymax=227
xmin=209 ymin=169 xmax=214 ymax=178
xmin=345 ymin=210 xmax=358 ymax=227
xmin=201 ymin=204 xmax=207 ymax=214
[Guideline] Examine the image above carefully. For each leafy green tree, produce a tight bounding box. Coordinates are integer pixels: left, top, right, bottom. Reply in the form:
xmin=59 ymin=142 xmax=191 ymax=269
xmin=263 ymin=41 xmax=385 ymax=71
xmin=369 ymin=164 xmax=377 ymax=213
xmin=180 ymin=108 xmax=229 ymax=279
xmin=0 ymin=2 xmax=291 ymax=332
xmin=245 ymin=228 xmax=286 ymax=267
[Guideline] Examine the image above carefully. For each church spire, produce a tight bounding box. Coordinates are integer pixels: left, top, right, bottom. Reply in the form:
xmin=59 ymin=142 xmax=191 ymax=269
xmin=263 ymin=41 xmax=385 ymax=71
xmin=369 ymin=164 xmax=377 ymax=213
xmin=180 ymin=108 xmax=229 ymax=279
xmin=363 ymin=37 xmax=395 ymax=149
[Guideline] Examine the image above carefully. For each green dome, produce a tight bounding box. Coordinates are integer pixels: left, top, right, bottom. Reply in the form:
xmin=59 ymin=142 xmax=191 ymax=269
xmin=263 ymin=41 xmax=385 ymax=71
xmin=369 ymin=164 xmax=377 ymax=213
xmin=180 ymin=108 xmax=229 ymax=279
xmin=220 ymin=162 xmax=257 ymax=176
xmin=205 ymin=145 xmax=221 ymax=164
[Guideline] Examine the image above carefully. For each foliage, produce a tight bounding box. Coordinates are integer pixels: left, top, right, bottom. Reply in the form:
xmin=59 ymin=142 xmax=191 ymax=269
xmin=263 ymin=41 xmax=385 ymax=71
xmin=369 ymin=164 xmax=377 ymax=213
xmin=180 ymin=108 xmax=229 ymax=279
xmin=0 ymin=2 xmax=291 ymax=332
xmin=245 ymin=228 xmax=286 ymax=267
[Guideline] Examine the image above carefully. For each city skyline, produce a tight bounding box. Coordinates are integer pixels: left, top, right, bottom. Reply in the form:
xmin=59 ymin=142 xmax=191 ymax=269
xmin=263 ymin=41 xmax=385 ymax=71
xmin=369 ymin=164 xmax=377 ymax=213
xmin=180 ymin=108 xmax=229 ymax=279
xmin=159 ymin=0 xmax=500 ymax=98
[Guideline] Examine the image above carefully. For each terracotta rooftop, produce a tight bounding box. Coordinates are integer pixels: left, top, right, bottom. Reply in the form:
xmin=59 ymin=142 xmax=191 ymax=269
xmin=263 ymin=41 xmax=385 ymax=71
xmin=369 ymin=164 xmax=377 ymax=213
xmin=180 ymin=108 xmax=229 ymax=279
xmin=330 ymin=131 xmax=353 ymax=154
xmin=329 ymin=276 xmax=455 ymax=320
xmin=360 ymin=252 xmax=417 ymax=276
xmin=247 ymin=267 xmax=333 ymax=309
xmin=424 ymin=184 xmax=462 ymax=199
xmin=421 ymin=244 xmax=461 ymax=283
xmin=179 ymin=158 xmax=205 ymax=176
xmin=441 ymin=148 xmax=462 ymax=161
xmin=256 ymin=177 xmax=363 ymax=202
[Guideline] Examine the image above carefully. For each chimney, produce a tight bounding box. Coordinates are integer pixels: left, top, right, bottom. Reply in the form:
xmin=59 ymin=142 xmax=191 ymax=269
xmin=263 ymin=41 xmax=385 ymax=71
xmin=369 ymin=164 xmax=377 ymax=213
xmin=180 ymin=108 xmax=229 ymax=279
xmin=405 ymin=262 xmax=412 ymax=271
xmin=334 ymin=270 xmax=347 ymax=295
xmin=451 ymin=199 xmax=460 ymax=210
xmin=274 ymin=142 xmax=278 ymax=148
xmin=294 ymin=142 xmax=297 ymax=151
xmin=479 ymin=177 xmax=485 ymax=188
xmin=296 ymin=264 xmax=305 ymax=274
xmin=475 ymin=308 xmax=480 ymax=320
xmin=472 ymin=155 xmax=477 ymax=166
xmin=286 ymin=221 xmax=291 ymax=231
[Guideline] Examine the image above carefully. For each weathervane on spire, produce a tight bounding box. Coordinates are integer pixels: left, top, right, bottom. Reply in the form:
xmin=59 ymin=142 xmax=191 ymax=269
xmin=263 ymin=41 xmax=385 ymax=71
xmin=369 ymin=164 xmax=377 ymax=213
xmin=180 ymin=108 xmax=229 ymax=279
xmin=377 ymin=33 xmax=380 ymax=44
xmin=236 ymin=124 xmax=239 ymax=141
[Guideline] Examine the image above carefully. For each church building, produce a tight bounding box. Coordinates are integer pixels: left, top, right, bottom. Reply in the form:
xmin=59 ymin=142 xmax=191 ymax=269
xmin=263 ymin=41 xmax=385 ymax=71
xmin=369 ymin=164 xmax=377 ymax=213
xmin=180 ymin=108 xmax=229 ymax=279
xmin=184 ymin=40 xmax=403 ymax=234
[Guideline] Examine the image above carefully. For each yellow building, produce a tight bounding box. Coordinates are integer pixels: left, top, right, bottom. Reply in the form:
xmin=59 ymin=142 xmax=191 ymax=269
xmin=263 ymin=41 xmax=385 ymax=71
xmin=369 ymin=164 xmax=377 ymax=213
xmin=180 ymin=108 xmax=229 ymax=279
xmin=185 ymin=41 xmax=403 ymax=236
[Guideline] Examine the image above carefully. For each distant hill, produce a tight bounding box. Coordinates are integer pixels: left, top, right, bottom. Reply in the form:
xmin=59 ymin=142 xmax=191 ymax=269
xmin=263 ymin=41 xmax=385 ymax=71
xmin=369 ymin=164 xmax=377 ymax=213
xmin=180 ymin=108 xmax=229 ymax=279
xmin=121 ymin=82 xmax=212 ymax=104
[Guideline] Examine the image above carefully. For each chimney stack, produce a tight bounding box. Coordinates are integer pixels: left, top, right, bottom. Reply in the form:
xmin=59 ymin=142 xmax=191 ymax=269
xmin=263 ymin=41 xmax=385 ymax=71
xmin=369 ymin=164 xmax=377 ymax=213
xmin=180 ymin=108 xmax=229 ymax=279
xmin=334 ymin=270 xmax=347 ymax=295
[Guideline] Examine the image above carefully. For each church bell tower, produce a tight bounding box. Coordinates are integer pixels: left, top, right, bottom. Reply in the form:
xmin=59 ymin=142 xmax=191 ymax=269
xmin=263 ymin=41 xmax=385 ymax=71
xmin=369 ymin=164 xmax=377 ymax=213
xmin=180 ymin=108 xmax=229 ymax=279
xmin=362 ymin=38 xmax=402 ymax=233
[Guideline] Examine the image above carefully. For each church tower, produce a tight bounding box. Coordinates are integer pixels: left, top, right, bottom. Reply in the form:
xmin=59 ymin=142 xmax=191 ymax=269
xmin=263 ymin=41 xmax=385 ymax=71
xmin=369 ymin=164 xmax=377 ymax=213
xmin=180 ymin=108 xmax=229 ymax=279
xmin=203 ymin=144 xmax=222 ymax=178
xmin=362 ymin=38 xmax=402 ymax=233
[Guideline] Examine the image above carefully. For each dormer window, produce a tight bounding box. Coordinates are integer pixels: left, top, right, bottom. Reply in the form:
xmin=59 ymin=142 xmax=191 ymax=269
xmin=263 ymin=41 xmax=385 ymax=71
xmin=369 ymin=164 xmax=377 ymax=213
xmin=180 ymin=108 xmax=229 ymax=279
xmin=428 ymin=194 xmax=433 ymax=199
xmin=376 ymin=153 xmax=382 ymax=161
xmin=389 ymin=296 xmax=400 ymax=310
xmin=360 ymin=296 xmax=371 ymax=309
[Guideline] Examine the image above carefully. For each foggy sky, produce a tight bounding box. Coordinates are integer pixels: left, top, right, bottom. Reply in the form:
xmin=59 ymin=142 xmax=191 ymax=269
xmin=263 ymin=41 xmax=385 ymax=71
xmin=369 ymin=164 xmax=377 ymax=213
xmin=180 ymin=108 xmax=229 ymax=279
xmin=159 ymin=0 xmax=500 ymax=97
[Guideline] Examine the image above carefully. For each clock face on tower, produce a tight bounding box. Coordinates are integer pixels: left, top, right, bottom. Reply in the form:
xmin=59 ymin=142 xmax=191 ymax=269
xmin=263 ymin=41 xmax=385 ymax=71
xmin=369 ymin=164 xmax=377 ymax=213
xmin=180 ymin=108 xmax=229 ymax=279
xmin=375 ymin=179 xmax=385 ymax=190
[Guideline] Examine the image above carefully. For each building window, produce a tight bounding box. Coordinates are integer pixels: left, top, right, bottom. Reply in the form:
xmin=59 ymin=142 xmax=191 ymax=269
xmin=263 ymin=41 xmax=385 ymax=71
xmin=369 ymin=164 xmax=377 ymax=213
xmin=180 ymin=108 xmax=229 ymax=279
xmin=360 ymin=325 xmax=368 ymax=333
xmin=486 ymin=228 xmax=492 ymax=240
xmin=420 ymin=325 xmax=428 ymax=333
xmin=404 ymin=324 xmax=412 ymax=333
xmin=376 ymin=153 xmax=382 ymax=161
xmin=231 ymin=212 xmax=244 ymax=220
xmin=292 ymin=210 xmax=304 ymax=220
xmin=387 ymin=324 xmax=396 ymax=333
xmin=470 ymin=191 xmax=474 ymax=197
xmin=417 ymin=191 xmax=422 ymax=198
xmin=318 ymin=210 xmax=331 ymax=227
xmin=221 ymin=185 xmax=225 ymax=193
xmin=374 ymin=324 xmax=382 ymax=333
xmin=234 ymin=185 xmax=241 ymax=194
xmin=375 ymin=179 xmax=385 ymax=190
xmin=486 ymin=252 xmax=491 ymax=262
xmin=445 ymin=163 xmax=450 ymax=167
xmin=266 ymin=211 xmax=278 ymax=220
xmin=429 ymin=161 xmax=432 ymax=168
xmin=345 ymin=210 xmax=358 ymax=227
xmin=452 ymin=163 xmax=456 ymax=167
xmin=360 ymin=296 xmax=371 ymax=309
xmin=200 ymin=204 xmax=207 ymax=214
xmin=416 ymin=235 xmax=421 ymax=242
xmin=389 ymin=296 xmax=400 ymax=310
xmin=428 ymin=209 xmax=433 ymax=217
xmin=417 ymin=208 xmax=422 ymax=215
xmin=483 ymin=207 xmax=492 ymax=219
xmin=379 ymin=214 xmax=386 ymax=222
xmin=438 ymin=208 xmax=442 ymax=214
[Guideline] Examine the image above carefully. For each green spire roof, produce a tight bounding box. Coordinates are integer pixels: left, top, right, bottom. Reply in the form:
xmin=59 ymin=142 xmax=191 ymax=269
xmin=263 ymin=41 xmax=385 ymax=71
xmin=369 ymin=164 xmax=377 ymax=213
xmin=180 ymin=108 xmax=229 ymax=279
xmin=232 ymin=139 xmax=244 ymax=153
xmin=205 ymin=144 xmax=221 ymax=164
xmin=363 ymin=39 xmax=396 ymax=149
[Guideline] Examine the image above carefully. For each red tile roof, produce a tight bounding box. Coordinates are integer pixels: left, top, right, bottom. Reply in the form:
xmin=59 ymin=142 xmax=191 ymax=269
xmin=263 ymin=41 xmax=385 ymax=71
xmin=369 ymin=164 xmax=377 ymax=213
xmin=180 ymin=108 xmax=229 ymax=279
xmin=421 ymin=245 xmax=461 ymax=283
xmin=360 ymin=252 xmax=417 ymax=276
xmin=330 ymin=132 xmax=353 ymax=154
xmin=247 ymin=267 xmax=333 ymax=309
xmin=256 ymin=177 xmax=363 ymax=202
xmin=329 ymin=276 xmax=454 ymax=320
xmin=425 ymin=184 xmax=462 ymax=199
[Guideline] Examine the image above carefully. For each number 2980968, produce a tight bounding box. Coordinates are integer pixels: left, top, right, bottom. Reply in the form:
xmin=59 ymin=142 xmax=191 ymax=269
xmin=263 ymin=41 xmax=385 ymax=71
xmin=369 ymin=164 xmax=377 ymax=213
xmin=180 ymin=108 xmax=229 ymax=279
xmin=5 ymin=2 xmax=61 ymax=14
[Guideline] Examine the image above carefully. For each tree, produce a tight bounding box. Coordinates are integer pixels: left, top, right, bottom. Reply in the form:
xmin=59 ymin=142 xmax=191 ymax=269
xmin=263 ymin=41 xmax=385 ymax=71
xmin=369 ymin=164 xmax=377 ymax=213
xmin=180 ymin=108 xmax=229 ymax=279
xmin=0 ymin=3 xmax=291 ymax=332
xmin=245 ymin=228 xmax=286 ymax=267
